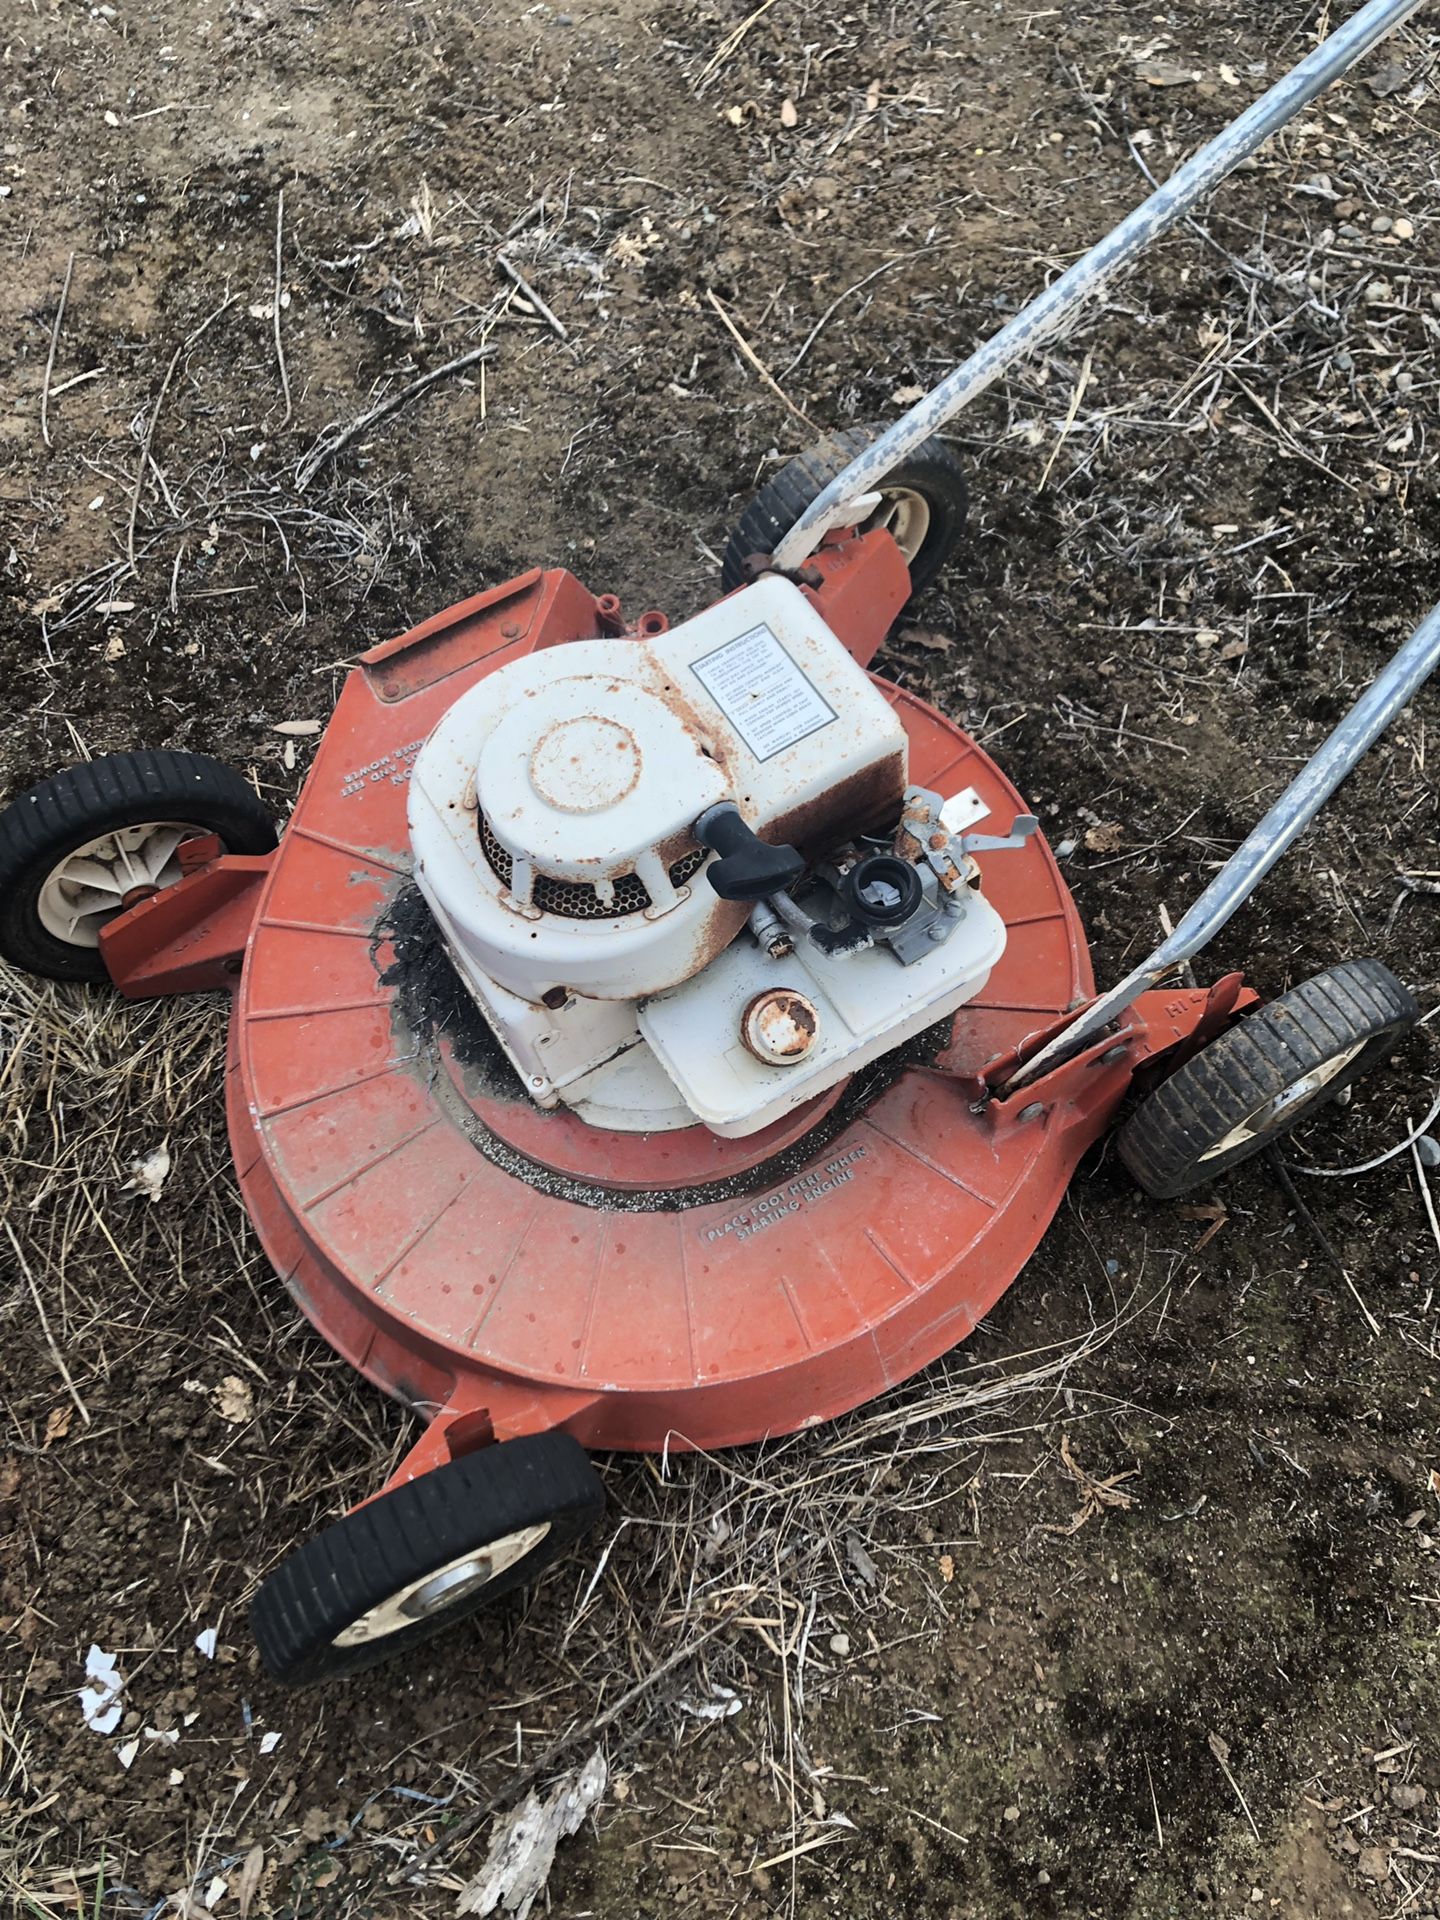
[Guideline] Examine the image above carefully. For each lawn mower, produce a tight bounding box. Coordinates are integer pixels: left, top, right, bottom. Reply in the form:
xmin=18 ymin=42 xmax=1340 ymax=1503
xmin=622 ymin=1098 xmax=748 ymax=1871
xmin=3 ymin=0 xmax=1435 ymax=1684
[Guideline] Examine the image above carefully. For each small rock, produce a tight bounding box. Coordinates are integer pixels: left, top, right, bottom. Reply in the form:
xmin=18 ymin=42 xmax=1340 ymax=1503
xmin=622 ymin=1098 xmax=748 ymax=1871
xmin=1391 ymin=1782 xmax=1428 ymax=1811
xmin=828 ymin=1634 xmax=851 ymax=1657
xmin=1393 ymin=216 xmax=1415 ymax=241
xmin=1415 ymin=1135 xmax=1440 ymax=1168
xmin=1002 ymin=1805 xmax=1021 ymax=1824
xmin=1372 ymin=214 xmax=1393 ymax=234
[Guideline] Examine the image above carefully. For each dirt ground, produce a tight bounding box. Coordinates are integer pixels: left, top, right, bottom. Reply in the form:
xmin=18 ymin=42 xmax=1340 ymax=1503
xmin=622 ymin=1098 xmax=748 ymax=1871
xmin=3 ymin=0 xmax=1439 ymax=1915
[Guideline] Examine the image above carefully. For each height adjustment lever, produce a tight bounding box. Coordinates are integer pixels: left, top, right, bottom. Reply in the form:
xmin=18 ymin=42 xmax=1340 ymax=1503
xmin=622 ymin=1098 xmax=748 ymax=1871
xmin=695 ymin=804 xmax=805 ymax=903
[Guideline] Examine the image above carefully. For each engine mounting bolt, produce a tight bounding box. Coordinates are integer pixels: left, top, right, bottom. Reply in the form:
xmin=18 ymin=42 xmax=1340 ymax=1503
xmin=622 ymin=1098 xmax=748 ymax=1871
xmin=741 ymin=988 xmax=820 ymax=1067
xmin=1018 ymin=1102 xmax=1046 ymax=1124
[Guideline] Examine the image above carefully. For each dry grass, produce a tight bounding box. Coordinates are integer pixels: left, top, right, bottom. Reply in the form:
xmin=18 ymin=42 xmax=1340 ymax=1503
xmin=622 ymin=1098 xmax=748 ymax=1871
xmin=3 ymin=0 xmax=1440 ymax=1914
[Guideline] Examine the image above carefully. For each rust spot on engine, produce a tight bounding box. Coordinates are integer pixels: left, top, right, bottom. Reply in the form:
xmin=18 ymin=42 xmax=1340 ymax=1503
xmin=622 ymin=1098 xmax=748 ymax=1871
xmin=770 ymin=747 xmax=906 ymax=855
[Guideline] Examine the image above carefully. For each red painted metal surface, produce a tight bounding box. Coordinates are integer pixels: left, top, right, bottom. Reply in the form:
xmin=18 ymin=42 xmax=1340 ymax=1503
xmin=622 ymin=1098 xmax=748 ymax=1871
xmin=104 ymin=535 xmax=1232 ymax=1477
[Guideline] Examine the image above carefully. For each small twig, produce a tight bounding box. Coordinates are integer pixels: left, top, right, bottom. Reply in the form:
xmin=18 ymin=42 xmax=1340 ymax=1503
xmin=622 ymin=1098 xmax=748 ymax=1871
xmin=496 ymin=251 xmax=569 ymax=341
xmin=782 ymin=258 xmax=900 ymax=377
xmin=41 ymin=250 xmax=75 ymax=450
xmin=126 ymin=292 xmax=238 ymax=571
xmin=5 ymin=1217 xmax=90 ymax=1427
xmin=273 ymin=189 xmax=293 ymax=426
xmin=1037 ymin=350 xmax=1093 ymax=494
xmin=1266 ymin=1149 xmax=1382 ymax=1338
xmin=295 ymin=342 xmax=495 ymax=490
xmin=706 ymin=290 xmax=813 ymax=429
xmin=1412 ymin=1137 xmax=1440 ymax=1259
xmin=1145 ymin=1752 xmax=1164 ymax=1849
xmin=699 ymin=0 xmax=777 ymax=84
xmin=1207 ymin=1731 xmax=1261 ymax=1844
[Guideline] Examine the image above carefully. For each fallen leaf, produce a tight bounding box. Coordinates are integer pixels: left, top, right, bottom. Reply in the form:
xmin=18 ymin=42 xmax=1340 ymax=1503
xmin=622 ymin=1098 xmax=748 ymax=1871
xmin=897 ymin=625 xmax=952 ymax=653
xmin=1135 ymin=58 xmax=1199 ymax=86
xmin=43 ymin=1406 xmax=73 ymax=1449
xmin=122 ymin=1139 xmax=171 ymax=1203
xmin=891 ymin=384 xmax=924 ymax=405
xmin=938 ymin=1553 xmax=955 ymax=1583
xmin=1083 ymin=823 xmax=1124 ymax=853
xmin=104 ymin=636 xmax=126 ymax=662
xmin=214 ymin=1376 xmax=254 ymax=1425
xmin=1208 ymin=1730 xmax=1231 ymax=1766
xmin=1218 ymin=638 xmax=1249 ymax=662
xmin=1367 ymin=60 xmax=1411 ymax=97
xmin=1045 ymin=1433 xmax=1139 ymax=1536
xmin=0 ymin=1458 xmax=21 ymax=1499
xmin=845 ymin=1533 xmax=879 ymax=1587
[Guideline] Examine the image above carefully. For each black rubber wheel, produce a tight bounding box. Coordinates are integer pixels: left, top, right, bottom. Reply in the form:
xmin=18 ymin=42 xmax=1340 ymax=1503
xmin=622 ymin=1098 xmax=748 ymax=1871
xmin=1117 ymin=958 xmax=1417 ymax=1199
xmin=0 ymin=749 xmax=276 ymax=983
xmin=721 ymin=424 xmax=968 ymax=600
xmin=250 ymin=1432 xmax=605 ymax=1685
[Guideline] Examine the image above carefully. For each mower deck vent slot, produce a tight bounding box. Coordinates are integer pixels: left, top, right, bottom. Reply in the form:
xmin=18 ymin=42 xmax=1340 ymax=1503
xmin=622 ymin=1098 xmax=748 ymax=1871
xmin=477 ymin=812 xmax=705 ymax=919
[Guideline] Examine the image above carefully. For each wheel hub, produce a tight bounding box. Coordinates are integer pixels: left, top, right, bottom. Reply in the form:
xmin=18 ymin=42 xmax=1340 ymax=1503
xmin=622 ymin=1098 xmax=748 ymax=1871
xmin=38 ymin=822 xmax=202 ymax=949
xmin=867 ymin=486 xmax=931 ymax=564
xmin=1199 ymin=1039 xmax=1367 ymax=1159
xmin=331 ymin=1522 xmax=551 ymax=1646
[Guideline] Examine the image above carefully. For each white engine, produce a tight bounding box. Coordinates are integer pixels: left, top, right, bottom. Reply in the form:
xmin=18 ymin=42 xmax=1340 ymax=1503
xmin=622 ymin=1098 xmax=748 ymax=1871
xmin=408 ymin=576 xmax=1022 ymax=1138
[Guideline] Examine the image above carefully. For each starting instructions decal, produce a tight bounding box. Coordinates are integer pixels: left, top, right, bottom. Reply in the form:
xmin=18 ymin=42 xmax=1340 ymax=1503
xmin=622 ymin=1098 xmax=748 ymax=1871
xmin=701 ymin=1147 xmax=867 ymax=1244
xmin=690 ymin=623 xmax=837 ymax=762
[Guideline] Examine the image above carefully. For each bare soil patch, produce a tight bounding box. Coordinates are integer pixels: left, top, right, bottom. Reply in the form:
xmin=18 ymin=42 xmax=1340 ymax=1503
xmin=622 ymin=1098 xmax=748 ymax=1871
xmin=2 ymin=2 xmax=1438 ymax=1916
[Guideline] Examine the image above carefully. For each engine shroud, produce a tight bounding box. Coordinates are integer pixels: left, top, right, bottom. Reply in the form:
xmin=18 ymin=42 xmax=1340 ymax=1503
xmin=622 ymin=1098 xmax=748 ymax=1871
xmin=407 ymin=575 xmax=908 ymax=1006
xmin=407 ymin=572 xmax=1010 ymax=1137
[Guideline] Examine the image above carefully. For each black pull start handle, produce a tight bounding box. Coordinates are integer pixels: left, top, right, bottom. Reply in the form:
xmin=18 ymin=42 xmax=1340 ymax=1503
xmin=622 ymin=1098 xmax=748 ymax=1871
xmin=695 ymin=803 xmax=805 ymax=903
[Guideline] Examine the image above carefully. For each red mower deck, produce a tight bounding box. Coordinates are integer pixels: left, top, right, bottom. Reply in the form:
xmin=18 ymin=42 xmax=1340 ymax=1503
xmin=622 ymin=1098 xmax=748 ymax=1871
xmin=99 ymin=533 xmax=1236 ymax=1485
